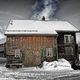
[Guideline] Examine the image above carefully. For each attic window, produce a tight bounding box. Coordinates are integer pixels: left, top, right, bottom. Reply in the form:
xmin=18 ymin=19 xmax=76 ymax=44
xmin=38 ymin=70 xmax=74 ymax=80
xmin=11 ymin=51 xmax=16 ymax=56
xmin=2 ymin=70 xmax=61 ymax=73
xmin=46 ymin=48 xmax=53 ymax=57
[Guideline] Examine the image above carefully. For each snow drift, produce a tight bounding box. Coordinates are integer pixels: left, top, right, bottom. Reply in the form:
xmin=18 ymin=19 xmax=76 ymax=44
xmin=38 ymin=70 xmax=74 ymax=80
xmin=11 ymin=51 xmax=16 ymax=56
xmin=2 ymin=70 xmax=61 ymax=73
xmin=42 ymin=58 xmax=73 ymax=71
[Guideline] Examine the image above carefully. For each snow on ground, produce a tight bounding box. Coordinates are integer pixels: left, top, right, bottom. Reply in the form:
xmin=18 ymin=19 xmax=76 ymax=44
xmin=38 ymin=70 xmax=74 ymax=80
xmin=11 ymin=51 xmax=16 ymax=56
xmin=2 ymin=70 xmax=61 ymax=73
xmin=0 ymin=66 xmax=78 ymax=79
xmin=42 ymin=58 xmax=73 ymax=71
xmin=0 ymin=59 xmax=80 ymax=79
xmin=0 ymin=65 xmax=79 ymax=80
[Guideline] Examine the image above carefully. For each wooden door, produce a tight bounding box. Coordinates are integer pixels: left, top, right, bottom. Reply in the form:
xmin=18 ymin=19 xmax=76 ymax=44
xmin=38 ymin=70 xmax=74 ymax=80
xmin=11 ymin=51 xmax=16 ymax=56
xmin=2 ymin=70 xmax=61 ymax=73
xmin=24 ymin=49 xmax=34 ymax=66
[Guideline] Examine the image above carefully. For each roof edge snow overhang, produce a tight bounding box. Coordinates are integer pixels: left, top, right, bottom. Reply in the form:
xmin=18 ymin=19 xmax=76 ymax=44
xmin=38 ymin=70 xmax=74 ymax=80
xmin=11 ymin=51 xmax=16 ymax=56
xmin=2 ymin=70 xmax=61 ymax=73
xmin=56 ymin=30 xmax=79 ymax=33
xmin=5 ymin=33 xmax=58 ymax=36
xmin=75 ymin=30 xmax=80 ymax=33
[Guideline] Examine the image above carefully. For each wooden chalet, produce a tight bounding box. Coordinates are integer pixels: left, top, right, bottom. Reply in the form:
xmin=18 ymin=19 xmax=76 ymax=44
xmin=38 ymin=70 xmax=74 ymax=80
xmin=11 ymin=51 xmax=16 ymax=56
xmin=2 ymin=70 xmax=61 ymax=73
xmin=5 ymin=20 xmax=79 ymax=67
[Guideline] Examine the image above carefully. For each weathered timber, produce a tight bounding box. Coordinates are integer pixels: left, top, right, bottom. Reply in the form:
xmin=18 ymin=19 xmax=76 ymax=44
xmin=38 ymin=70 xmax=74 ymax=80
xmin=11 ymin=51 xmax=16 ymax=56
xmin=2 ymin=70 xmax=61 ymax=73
xmin=6 ymin=36 xmax=57 ymax=66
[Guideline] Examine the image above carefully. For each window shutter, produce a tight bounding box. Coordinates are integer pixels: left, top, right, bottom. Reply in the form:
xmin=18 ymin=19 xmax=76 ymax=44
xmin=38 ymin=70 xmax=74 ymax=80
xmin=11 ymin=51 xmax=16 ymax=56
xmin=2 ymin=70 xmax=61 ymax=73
xmin=46 ymin=48 xmax=53 ymax=57
xmin=43 ymin=48 xmax=46 ymax=58
xmin=41 ymin=48 xmax=46 ymax=61
xmin=53 ymin=47 xmax=58 ymax=60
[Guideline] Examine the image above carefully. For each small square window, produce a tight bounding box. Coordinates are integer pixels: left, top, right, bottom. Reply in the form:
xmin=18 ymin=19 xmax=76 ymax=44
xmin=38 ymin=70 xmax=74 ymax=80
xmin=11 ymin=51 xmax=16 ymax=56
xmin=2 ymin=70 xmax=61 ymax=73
xmin=46 ymin=48 xmax=53 ymax=57
xmin=64 ymin=35 xmax=74 ymax=43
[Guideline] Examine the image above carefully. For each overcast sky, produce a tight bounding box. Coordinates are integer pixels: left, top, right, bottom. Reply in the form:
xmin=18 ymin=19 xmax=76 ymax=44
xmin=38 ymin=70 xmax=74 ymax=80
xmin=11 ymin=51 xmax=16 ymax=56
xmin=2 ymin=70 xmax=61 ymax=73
xmin=0 ymin=0 xmax=80 ymax=42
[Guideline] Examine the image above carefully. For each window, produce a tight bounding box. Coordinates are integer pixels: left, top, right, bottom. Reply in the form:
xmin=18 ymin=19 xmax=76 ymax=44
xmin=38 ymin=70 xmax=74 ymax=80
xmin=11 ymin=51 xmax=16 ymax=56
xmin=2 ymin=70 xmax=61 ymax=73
xmin=65 ymin=47 xmax=73 ymax=55
xmin=15 ymin=49 xmax=21 ymax=58
xmin=64 ymin=35 xmax=74 ymax=43
xmin=46 ymin=48 xmax=53 ymax=57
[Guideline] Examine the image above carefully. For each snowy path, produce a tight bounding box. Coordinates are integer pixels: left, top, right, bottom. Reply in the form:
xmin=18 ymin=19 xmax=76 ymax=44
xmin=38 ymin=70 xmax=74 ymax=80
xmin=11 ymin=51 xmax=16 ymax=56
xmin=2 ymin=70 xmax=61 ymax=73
xmin=0 ymin=67 xmax=80 ymax=80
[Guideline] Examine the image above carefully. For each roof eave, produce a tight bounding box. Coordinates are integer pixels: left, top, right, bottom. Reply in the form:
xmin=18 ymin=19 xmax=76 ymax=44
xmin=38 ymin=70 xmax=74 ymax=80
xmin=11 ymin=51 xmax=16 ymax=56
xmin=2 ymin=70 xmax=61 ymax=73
xmin=5 ymin=33 xmax=58 ymax=36
xmin=56 ymin=30 xmax=79 ymax=33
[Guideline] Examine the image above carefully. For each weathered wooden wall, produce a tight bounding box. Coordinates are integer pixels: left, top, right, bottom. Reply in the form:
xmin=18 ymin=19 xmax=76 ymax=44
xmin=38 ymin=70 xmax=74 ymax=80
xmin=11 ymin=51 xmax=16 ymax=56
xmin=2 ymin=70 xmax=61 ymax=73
xmin=6 ymin=35 xmax=57 ymax=66
xmin=57 ymin=32 xmax=77 ymax=62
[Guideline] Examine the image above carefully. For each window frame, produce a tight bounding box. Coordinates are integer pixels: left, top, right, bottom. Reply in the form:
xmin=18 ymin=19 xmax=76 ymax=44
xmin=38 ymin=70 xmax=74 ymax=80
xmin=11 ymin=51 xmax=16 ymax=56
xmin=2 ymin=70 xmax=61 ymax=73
xmin=46 ymin=48 xmax=53 ymax=57
xmin=64 ymin=35 xmax=74 ymax=44
xmin=65 ymin=47 xmax=73 ymax=55
xmin=14 ymin=49 xmax=21 ymax=58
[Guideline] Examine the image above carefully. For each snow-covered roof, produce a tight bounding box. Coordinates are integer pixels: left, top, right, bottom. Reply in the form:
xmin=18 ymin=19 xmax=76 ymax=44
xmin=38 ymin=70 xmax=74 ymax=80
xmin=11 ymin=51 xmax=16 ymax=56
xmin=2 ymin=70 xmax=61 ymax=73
xmin=54 ymin=21 xmax=79 ymax=32
xmin=0 ymin=33 xmax=6 ymax=44
xmin=5 ymin=20 xmax=79 ymax=35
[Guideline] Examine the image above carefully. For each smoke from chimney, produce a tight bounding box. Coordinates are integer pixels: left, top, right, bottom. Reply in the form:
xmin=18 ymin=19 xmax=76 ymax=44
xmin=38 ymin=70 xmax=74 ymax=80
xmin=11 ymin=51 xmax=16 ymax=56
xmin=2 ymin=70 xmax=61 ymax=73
xmin=32 ymin=0 xmax=60 ymax=20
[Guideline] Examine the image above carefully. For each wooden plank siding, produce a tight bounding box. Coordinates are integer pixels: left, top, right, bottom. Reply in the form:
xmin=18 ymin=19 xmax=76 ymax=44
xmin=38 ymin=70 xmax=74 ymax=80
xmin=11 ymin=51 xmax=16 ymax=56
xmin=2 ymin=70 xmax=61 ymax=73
xmin=57 ymin=32 xmax=77 ymax=63
xmin=6 ymin=35 xmax=57 ymax=66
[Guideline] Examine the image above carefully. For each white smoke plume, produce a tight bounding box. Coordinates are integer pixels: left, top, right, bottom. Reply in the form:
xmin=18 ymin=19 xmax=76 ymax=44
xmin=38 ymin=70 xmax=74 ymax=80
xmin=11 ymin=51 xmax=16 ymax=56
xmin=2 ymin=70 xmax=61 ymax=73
xmin=32 ymin=0 xmax=60 ymax=20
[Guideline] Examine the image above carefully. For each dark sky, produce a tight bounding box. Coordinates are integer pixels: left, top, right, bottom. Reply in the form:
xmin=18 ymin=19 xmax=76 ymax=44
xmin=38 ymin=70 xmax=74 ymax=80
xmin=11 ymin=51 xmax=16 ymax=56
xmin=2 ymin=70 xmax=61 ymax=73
xmin=0 ymin=0 xmax=80 ymax=42
xmin=0 ymin=0 xmax=35 ymax=26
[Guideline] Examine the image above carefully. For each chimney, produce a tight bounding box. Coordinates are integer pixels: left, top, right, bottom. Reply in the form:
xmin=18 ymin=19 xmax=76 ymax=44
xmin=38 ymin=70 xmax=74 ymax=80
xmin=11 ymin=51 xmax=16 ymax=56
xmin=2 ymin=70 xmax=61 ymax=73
xmin=42 ymin=16 xmax=45 ymax=21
